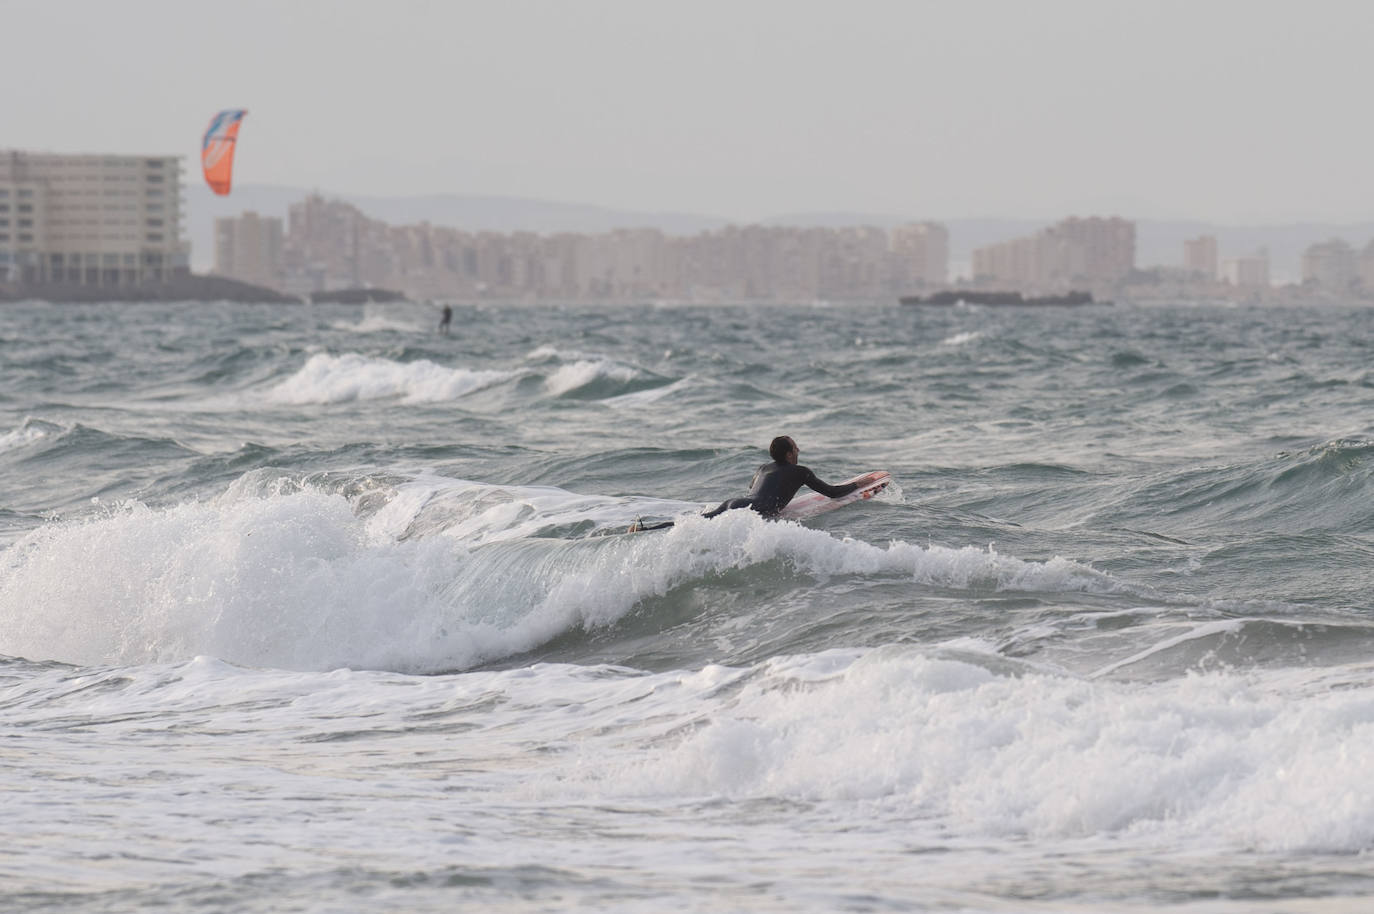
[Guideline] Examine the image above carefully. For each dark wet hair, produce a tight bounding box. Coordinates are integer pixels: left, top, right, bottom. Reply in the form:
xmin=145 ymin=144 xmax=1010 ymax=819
xmin=769 ymin=436 xmax=795 ymax=462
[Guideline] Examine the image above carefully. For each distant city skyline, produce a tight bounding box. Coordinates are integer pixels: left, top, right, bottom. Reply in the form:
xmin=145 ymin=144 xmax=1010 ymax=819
xmin=207 ymin=193 xmax=1374 ymax=303
xmin=5 ymin=0 xmax=1374 ymax=226
xmin=186 ymin=181 xmax=1374 ymax=285
xmin=7 ymin=141 xmax=1373 ymax=301
xmin=214 ymin=194 xmax=953 ymax=301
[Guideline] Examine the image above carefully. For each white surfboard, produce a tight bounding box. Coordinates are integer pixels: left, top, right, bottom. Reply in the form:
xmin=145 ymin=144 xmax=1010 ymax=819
xmin=777 ymin=470 xmax=891 ymax=521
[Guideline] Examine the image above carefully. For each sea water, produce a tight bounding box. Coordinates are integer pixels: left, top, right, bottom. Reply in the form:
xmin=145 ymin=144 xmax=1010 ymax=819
xmin=2 ymin=299 xmax=1373 ymax=912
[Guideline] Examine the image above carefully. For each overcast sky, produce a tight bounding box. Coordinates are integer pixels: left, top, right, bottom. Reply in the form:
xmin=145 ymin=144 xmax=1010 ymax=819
xmin=5 ymin=0 xmax=1372 ymax=224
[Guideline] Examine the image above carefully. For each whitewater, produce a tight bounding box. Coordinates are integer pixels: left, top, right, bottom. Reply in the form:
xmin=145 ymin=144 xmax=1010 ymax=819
xmin=2 ymin=299 xmax=1374 ymax=912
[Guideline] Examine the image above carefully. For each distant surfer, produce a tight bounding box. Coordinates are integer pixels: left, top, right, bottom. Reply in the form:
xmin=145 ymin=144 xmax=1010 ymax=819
xmin=438 ymin=304 xmax=452 ymax=335
xmin=628 ymin=436 xmax=859 ymax=532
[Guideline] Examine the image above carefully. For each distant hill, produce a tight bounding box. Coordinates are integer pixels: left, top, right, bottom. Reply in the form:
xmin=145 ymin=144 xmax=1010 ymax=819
xmin=185 ymin=186 xmax=1374 ymax=282
xmin=761 ymin=211 xmax=915 ymax=230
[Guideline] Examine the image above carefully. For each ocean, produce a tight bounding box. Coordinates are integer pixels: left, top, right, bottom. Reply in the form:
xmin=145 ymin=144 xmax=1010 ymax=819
xmin=2 ymin=298 xmax=1373 ymax=912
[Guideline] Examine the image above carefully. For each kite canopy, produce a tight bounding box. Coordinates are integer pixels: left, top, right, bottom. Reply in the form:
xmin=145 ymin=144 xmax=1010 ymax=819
xmin=202 ymin=109 xmax=247 ymax=195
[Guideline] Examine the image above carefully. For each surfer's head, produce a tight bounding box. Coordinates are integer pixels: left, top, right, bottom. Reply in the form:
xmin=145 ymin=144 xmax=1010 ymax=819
xmin=770 ymin=435 xmax=798 ymax=463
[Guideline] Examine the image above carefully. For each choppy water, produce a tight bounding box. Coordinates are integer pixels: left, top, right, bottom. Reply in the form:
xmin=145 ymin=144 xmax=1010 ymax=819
xmin=3 ymin=299 xmax=1374 ymax=912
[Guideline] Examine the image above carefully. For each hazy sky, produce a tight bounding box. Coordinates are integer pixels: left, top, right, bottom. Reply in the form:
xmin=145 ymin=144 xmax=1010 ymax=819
xmin=6 ymin=0 xmax=1373 ymax=224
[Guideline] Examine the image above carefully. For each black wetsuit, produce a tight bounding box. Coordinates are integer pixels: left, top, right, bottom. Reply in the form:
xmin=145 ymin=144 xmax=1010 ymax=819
xmin=703 ymin=461 xmax=858 ymax=519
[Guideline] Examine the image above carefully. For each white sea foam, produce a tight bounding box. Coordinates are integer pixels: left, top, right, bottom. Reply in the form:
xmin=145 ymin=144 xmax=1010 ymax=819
xmin=6 ymin=646 xmax=1373 ymax=902
xmin=524 ymin=344 xmax=564 ymax=362
xmin=327 ymin=302 xmax=439 ymax=334
xmin=0 ymin=475 xmax=1120 ymax=674
xmin=603 ymin=376 xmax=693 ymax=407
xmin=544 ymin=359 xmax=640 ymax=396
xmin=0 ymin=488 xmax=460 ymax=671
xmin=0 ymin=418 xmax=60 ymax=453
xmin=530 ymin=649 xmax=1374 ymax=853
xmin=0 ymin=474 xmax=686 ymax=672
xmin=522 ymin=344 xmax=646 ymax=397
xmin=265 ymin=352 xmax=521 ymax=404
xmin=330 ymin=313 xmax=427 ymax=334
xmin=941 ymin=330 xmax=983 ymax=346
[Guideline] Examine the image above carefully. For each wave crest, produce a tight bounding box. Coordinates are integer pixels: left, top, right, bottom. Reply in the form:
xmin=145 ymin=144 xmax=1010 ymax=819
xmin=535 ymin=649 xmax=1374 ymax=852
xmin=0 ymin=474 xmax=1122 ymax=674
xmin=266 ymin=353 xmax=521 ymax=404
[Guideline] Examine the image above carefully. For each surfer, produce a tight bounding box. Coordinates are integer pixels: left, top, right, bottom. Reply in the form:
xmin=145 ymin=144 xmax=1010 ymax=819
xmin=628 ymin=436 xmax=859 ymax=532
xmin=438 ymin=304 xmax=452 ymax=335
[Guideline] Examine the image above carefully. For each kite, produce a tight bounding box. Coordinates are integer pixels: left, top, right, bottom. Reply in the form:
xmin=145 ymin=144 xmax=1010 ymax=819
xmin=202 ymin=109 xmax=247 ymax=195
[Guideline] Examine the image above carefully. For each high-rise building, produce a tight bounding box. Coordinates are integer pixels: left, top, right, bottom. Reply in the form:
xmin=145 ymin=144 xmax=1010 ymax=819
xmin=214 ymin=211 xmax=284 ymax=289
xmin=1183 ymin=235 xmax=1218 ymax=279
xmin=1048 ymin=216 xmax=1135 ymax=284
xmin=971 ymin=216 xmax=1134 ymax=290
xmin=1221 ymin=249 xmax=1270 ymax=287
xmin=271 ymin=191 xmax=954 ymax=300
xmin=890 ymin=222 xmax=949 ymax=286
xmin=0 ymin=150 xmax=189 ymax=285
xmin=1359 ymin=241 xmax=1374 ymax=292
xmin=972 ymin=234 xmax=1051 ymax=287
xmin=1301 ymin=238 xmax=1357 ymax=291
xmin=283 ymin=194 xmax=379 ymax=290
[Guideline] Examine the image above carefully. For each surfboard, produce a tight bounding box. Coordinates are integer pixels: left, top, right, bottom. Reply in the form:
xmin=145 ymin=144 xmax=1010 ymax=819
xmin=777 ymin=470 xmax=891 ymax=520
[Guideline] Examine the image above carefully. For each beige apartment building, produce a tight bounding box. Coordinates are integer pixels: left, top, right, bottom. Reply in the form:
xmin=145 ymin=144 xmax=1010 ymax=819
xmin=249 ymin=194 xmax=951 ymax=301
xmin=972 ymin=216 xmax=1135 ymax=292
xmin=1301 ymin=238 xmax=1357 ymax=291
xmin=0 ymin=150 xmax=189 ymax=285
xmin=1361 ymin=242 xmax=1374 ymax=291
xmin=214 ymin=211 xmax=284 ymax=289
xmin=890 ymin=222 xmax=949 ymax=287
xmin=1183 ymin=235 xmax=1218 ymax=279
xmin=1222 ymin=250 xmax=1270 ymax=287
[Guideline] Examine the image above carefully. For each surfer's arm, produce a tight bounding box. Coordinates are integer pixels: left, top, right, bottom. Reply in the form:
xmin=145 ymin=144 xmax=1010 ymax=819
xmin=801 ymin=468 xmax=858 ymax=498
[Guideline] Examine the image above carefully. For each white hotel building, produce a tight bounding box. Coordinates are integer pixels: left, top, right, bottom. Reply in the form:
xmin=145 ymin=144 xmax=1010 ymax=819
xmin=0 ymin=150 xmax=190 ymax=285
